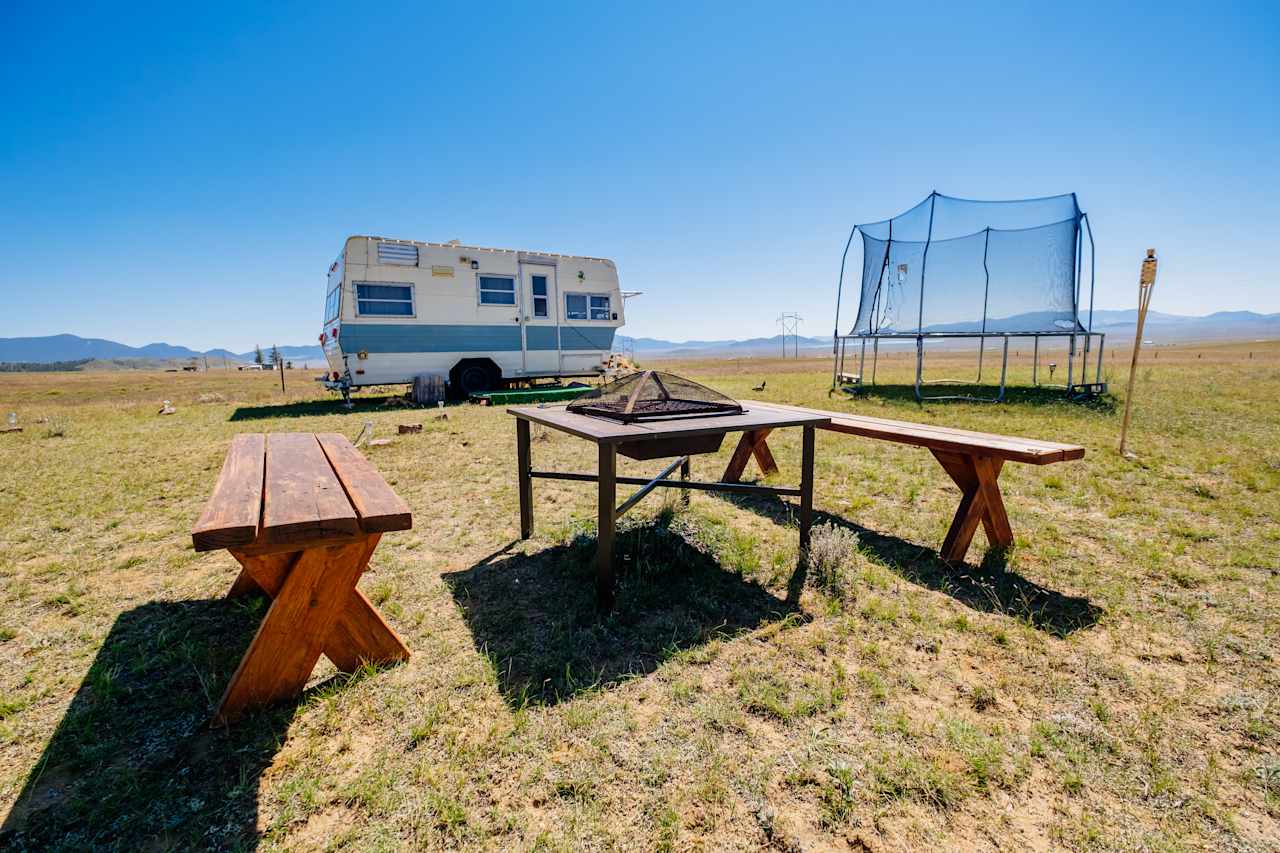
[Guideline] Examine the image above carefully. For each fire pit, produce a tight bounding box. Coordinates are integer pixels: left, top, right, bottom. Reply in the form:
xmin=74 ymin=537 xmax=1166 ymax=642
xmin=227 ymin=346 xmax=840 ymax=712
xmin=567 ymin=370 xmax=744 ymax=423
xmin=567 ymin=371 xmax=746 ymax=459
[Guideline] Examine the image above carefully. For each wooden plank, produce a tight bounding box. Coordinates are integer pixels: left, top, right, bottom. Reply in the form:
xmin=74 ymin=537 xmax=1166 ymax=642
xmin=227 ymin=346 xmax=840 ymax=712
xmin=230 ymin=535 xmax=407 ymax=671
xmin=192 ymin=433 xmax=266 ymax=552
xmin=213 ymin=539 xmax=369 ymax=724
xmin=752 ymin=430 xmax=780 ymax=476
xmin=721 ymin=431 xmax=759 ymax=483
xmin=315 ymin=433 xmax=412 ymax=533
xmin=261 ymin=433 xmax=359 ymax=546
xmin=741 ymin=400 xmax=1083 ymax=464
xmin=973 ymin=456 xmax=1014 ymax=547
xmin=325 ymin=587 xmax=412 ymax=672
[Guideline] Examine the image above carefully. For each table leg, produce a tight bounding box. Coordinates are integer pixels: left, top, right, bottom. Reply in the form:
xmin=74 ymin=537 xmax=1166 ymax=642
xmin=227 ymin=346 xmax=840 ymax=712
xmin=799 ymin=425 xmax=815 ymax=565
xmin=596 ymin=442 xmax=617 ymax=610
xmin=517 ymin=418 xmax=533 ymax=539
xmin=680 ymin=455 xmax=691 ymax=507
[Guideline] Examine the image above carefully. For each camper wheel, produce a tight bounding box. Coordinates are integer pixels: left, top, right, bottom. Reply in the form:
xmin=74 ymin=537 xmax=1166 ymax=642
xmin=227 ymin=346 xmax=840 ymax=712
xmin=450 ymin=359 xmax=500 ymax=399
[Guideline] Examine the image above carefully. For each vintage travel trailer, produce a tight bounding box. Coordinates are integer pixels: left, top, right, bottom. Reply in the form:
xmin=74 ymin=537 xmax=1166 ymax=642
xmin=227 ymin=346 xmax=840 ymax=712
xmin=320 ymin=237 xmax=625 ymax=398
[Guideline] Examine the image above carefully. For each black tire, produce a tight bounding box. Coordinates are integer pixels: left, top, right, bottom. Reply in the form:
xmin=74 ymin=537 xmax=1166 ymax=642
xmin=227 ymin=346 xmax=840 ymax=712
xmin=450 ymin=360 xmax=499 ymax=399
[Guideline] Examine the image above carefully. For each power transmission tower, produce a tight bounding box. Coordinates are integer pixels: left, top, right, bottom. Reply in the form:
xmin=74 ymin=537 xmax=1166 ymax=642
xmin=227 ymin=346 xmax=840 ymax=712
xmin=777 ymin=313 xmax=803 ymax=359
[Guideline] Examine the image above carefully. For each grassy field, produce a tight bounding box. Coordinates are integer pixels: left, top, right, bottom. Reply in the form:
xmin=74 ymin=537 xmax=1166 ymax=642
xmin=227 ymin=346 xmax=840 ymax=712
xmin=0 ymin=341 xmax=1277 ymax=851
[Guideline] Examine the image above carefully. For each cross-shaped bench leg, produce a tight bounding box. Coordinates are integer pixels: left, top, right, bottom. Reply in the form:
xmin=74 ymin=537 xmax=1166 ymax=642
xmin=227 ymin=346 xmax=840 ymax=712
xmin=721 ymin=429 xmax=780 ymax=483
xmin=215 ymin=534 xmax=409 ymax=724
xmin=931 ymin=450 xmax=1014 ymax=563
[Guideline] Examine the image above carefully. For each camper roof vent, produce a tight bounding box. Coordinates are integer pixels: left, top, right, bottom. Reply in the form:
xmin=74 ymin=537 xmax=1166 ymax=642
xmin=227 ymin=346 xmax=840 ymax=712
xmin=378 ymin=242 xmax=419 ymax=266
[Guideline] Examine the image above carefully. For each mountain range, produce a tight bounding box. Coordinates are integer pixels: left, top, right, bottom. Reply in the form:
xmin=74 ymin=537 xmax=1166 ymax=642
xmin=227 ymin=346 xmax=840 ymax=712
xmin=0 ymin=334 xmax=326 ymax=364
xmin=0 ymin=308 xmax=1276 ymax=364
xmin=617 ymin=309 xmax=1280 ymax=354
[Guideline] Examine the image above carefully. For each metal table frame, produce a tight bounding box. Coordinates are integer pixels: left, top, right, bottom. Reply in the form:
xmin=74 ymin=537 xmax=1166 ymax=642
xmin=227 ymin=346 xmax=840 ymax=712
xmin=509 ymin=404 xmax=829 ymax=609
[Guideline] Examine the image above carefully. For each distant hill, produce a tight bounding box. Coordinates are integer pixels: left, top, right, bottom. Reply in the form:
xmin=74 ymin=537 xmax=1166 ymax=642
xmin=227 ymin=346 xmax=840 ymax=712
xmin=0 ymin=334 xmax=325 ymax=365
xmin=619 ymin=310 xmax=1280 ymax=355
xmin=2 ymin=312 xmax=1276 ymax=367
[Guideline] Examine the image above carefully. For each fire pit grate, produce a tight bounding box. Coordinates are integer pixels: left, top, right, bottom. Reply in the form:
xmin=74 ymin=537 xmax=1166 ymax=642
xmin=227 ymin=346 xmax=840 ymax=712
xmin=567 ymin=370 xmax=744 ymax=423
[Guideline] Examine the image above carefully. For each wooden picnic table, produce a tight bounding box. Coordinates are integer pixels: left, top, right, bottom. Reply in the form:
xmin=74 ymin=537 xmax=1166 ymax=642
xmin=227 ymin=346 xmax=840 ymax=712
xmin=508 ymin=403 xmax=830 ymax=609
xmin=191 ymin=432 xmax=412 ymax=724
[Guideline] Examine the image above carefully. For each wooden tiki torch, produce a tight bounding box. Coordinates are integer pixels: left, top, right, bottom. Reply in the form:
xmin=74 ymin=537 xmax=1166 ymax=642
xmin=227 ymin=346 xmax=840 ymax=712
xmin=1119 ymin=249 xmax=1158 ymax=456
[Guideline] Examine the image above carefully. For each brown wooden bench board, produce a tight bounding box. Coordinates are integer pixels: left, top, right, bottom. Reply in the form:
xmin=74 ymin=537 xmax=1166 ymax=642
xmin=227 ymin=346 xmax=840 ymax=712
xmin=261 ymin=433 xmax=360 ymax=546
xmin=739 ymin=400 xmax=1083 ymax=464
xmin=316 ymin=433 xmax=412 ymax=533
xmin=192 ymin=433 xmax=266 ymax=552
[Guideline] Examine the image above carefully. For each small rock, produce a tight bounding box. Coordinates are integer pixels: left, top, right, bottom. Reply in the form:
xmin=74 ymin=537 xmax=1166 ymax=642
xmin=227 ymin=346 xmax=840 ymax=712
xmin=398 ymin=423 xmax=423 ymax=434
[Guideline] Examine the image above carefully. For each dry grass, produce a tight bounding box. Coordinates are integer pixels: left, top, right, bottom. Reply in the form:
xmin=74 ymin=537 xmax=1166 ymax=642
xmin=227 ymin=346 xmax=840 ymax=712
xmin=0 ymin=340 xmax=1277 ymax=850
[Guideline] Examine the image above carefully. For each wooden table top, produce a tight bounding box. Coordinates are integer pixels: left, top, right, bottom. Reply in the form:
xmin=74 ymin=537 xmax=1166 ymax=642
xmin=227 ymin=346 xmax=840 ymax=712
xmin=507 ymin=402 xmax=830 ymax=444
xmin=191 ymin=432 xmax=412 ymax=552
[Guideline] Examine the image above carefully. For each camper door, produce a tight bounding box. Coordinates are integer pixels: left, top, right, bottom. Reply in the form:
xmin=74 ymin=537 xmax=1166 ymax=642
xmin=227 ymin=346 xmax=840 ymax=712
xmin=519 ymin=261 xmax=559 ymax=373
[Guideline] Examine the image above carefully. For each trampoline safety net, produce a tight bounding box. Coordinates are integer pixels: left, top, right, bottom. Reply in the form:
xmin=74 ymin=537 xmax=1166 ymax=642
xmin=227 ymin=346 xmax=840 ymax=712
xmin=841 ymin=192 xmax=1094 ymax=336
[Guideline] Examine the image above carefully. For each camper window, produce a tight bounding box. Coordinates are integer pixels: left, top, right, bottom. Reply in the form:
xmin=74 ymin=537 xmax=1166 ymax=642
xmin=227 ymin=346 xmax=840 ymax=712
xmin=532 ymin=275 xmax=548 ymax=318
xmin=479 ymin=275 xmax=516 ymax=306
xmin=590 ymin=295 xmax=610 ymax=320
xmin=565 ymin=293 xmax=588 ymax=320
xmin=355 ymin=282 xmax=414 ymax=316
xmin=324 ymin=287 xmax=341 ymax=323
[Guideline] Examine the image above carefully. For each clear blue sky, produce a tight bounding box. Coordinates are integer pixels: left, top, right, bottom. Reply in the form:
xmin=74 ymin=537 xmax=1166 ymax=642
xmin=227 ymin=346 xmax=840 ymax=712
xmin=2 ymin=1 xmax=1276 ymax=350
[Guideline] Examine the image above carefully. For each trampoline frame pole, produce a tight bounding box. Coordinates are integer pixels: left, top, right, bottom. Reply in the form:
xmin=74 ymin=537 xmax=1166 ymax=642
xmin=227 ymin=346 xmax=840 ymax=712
xmin=1033 ymin=336 xmax=1040 ymax=385
xmin=978 ymin=227 xmax=991 ymax=385
xmin=831 ymin=226 xmax=858 ymax=389
xmin=871 ymin=337 xmax=879 ymax=386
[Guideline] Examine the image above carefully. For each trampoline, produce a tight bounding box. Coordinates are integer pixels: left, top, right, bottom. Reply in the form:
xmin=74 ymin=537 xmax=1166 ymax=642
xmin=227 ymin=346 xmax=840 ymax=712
xmin=832 ymin=191 xmax=1106 ymax=401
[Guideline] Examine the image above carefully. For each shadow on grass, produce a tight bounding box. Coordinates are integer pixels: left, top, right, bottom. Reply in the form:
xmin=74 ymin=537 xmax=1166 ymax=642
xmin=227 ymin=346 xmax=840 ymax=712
xmin=443 ymin=512 xmax=800 ymax=708
xmin=835 ymin=383 xmax=1117 ymax=412
xmin=712 ymin=492 xmax=1102 ymax=638
xmin=0 ymin=596 xmax=356 ymax=850
xmin=228 ymin=396 xmax=398 ymax=420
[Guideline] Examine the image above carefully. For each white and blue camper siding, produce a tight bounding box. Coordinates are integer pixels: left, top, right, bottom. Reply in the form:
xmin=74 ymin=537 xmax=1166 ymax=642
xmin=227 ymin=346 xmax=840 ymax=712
xmin=321 ymin=237 xmax=624 ymax=394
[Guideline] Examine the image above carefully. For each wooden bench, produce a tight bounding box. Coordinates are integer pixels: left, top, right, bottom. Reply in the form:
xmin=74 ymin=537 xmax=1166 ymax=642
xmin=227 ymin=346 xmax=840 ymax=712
xmin=192 ymin=432 xmax=412 ymax=724
xmin=722 ymin=401 xmax=1084 ymax=564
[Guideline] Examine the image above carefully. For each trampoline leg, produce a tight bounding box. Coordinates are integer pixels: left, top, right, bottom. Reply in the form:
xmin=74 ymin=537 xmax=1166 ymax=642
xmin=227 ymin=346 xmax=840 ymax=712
xmin=858 ymin=338 xmax=866 ymax=385
xmin=1095 ymin=335 xmax=1105 ymax=384
xmin=977 ymin=336 xmax=985 ymax=383
xmin=1081 ymin=334 xmax=1091 ymax=385
xmin=1033 ymin=337 xmax=1039 ymax=386
xmin=1067 ymin=334 xmax=1076 ymax=393
xmin=871 ymin=338 xmax=879 ymax=386
xmin=914 ymin=336 xmax=924 ymax=402
xmin=997 ymin=336 xmax=1009 ymax=402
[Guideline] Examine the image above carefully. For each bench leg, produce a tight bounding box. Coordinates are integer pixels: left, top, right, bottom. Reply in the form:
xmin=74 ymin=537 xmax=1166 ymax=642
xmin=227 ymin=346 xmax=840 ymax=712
xmin=721 ymin=429 xmax=778 ymax=483
xmin=931 ymin=451 xmax=1013 ymax=563
xmin=215 ymin=535 xmax=409 ymax=725
xmin=228 ymin=536 xmax=410 ymax=673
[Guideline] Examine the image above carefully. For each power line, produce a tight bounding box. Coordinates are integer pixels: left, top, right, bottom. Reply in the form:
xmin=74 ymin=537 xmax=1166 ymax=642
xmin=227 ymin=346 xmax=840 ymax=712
xmin=776 ymin=313 xmax=804 ymax=358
